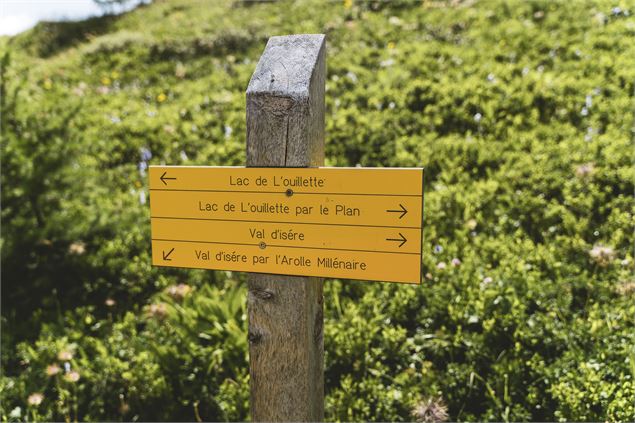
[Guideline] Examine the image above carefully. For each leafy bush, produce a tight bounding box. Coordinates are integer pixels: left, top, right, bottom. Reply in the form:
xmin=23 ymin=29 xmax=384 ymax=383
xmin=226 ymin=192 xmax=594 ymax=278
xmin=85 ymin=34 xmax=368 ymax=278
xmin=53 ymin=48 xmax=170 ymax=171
xmin=2 ymin=0 xmax=633 ymax=421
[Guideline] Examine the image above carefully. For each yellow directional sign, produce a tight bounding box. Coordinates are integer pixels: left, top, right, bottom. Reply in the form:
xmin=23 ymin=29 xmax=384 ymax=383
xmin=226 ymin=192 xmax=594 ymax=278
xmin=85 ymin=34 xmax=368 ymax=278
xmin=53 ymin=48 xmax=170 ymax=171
xmin=149 ymin=166 xmax=424 ymax=284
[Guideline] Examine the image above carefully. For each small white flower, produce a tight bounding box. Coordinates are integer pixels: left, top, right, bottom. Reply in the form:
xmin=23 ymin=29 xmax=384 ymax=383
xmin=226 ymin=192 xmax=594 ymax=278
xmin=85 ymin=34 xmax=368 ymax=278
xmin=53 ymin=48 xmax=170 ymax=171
xmin=175 ymin=62 xmax=187 ymax=78
xmin=594 ymin=12 xmax=606 ymax=24
xmin=9 ymin=407 xmax=21 ymax=419
xmin=411 ymin=397 xmax=448 ymax=423
xmin=68 ymin=242 xmax=86 ymax=255
xmin=589 ymin=245 xmax=615 ymax=267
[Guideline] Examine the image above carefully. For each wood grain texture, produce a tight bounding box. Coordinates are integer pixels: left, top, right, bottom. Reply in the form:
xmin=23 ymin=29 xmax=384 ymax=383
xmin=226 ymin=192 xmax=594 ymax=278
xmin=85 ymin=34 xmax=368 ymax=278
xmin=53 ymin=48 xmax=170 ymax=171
xmin=246 ymin=34 xmax=326 ymax=422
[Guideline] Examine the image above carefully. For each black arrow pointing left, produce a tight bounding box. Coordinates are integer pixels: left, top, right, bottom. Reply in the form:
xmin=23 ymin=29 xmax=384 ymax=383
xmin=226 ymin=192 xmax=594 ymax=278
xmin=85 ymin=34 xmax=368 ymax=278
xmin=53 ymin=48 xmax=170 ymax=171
xmin=386 ymin=233 xmax=407 ymax=248
xmin=160 ymin=171 xmax=177 ymax=186
xmin=162 ymin=248 xmax=174 ymax=260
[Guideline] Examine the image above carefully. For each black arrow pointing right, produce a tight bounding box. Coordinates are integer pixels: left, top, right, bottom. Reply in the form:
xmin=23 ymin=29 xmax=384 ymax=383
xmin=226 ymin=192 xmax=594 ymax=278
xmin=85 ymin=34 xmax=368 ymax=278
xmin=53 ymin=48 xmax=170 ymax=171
xmin=386 ymin=233 xmax=407 ymax=248
xmin=386 ymin=203 xmax=408 ymax=219
xmin=162 ymin=248 xmax=175 ymax=261
xmin=160 ymin=171 xmax=177 ymax=186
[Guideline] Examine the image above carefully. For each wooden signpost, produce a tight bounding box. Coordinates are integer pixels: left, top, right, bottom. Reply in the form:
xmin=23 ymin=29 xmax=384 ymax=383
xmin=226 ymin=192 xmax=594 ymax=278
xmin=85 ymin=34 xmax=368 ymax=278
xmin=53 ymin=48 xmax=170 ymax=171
xmin=149 ymin=34 xmax=424 ymax=421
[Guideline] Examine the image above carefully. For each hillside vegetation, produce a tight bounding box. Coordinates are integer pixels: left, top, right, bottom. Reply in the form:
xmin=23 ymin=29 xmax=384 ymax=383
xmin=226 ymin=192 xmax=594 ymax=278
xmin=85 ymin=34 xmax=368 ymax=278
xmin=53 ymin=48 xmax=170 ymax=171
xmin=1 ymin=0 xmax=634 ymax=421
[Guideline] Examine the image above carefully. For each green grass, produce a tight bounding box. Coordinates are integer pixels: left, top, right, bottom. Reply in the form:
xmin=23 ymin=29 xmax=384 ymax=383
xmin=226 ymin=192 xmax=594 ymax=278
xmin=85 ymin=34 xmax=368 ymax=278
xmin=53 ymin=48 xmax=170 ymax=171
xmin=1 ymin=0 xmax=634 ymax=421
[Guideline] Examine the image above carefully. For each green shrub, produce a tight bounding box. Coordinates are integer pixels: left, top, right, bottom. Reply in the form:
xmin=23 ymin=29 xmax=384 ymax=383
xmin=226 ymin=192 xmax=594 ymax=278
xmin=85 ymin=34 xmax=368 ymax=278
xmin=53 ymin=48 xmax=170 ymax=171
xmin=2 ymin=0 xmax=633 ymax=421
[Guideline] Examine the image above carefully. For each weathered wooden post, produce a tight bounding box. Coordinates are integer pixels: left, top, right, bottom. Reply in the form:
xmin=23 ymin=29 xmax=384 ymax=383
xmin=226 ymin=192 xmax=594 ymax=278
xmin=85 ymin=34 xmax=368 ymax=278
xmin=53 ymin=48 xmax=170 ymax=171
xmin=245 ymin=34 xmax=326 ymax=421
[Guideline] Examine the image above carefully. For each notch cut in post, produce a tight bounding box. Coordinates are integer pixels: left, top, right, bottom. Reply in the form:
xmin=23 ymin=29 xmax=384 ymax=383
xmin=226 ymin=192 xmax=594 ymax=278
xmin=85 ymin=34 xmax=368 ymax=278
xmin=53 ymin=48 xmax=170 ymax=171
xmin=245 ymin=34 xmax=326 ymax=422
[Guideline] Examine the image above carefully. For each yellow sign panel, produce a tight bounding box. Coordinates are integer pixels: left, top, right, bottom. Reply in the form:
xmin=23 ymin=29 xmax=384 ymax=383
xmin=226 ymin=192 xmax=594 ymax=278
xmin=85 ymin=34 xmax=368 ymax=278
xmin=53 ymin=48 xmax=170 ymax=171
xmin=149 ymin=166 xmax=424 ymax=284
xmin=151 ymin=191 xmax=422 ymax=227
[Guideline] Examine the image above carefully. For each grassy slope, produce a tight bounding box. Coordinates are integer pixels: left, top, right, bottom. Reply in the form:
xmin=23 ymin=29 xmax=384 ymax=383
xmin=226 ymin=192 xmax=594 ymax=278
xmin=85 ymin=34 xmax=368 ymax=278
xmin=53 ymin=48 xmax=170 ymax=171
xmin=2 ymin=0 xmax=634 ymax=421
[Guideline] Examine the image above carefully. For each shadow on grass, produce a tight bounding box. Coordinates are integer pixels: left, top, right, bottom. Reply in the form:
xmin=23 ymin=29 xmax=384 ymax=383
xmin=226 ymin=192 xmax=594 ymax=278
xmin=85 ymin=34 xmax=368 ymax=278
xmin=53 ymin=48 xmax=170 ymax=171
xmin=10 ymin=2 xmax=149 ymax=58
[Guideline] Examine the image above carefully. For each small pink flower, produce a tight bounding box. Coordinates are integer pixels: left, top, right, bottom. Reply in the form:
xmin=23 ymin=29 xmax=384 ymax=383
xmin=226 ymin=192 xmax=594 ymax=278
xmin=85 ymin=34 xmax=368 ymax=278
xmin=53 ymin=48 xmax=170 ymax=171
xmin=72 ymin=82 xmax=87 ymax=97
xmin=436 ymin=262 xmax=447 ymax=270
xmin=451 ymin=258 xmax=461 ymax=267
xmin=46 ymin=364 xmax=60 ymax=376
xmin=28 ymin=393 xmax=44 ymax=406
xmin=575 ymin=163 xmax=595 ymax=178
xmin=616 ymin=280 xmax=635 ymax=295
xmin=57 ymin=350 xmax=73 ymax=361
xmin=105 ymin=298 xmax=116 ymax=307
xmin=165 ymin=283 xmax=193 ymax=301
xmin=146 ymin=303 xmax=168 ymax=320
xmin=119 ymin=401 xmax=130 ymax=415
xmin=64 ymin=371 xmax=80 ymax=383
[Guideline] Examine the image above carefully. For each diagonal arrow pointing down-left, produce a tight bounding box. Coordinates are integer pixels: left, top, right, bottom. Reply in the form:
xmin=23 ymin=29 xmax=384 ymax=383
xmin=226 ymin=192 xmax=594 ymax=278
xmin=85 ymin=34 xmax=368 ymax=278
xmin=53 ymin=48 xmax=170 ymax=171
xmin=162 ymin=248 xmax=174 ymax=261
